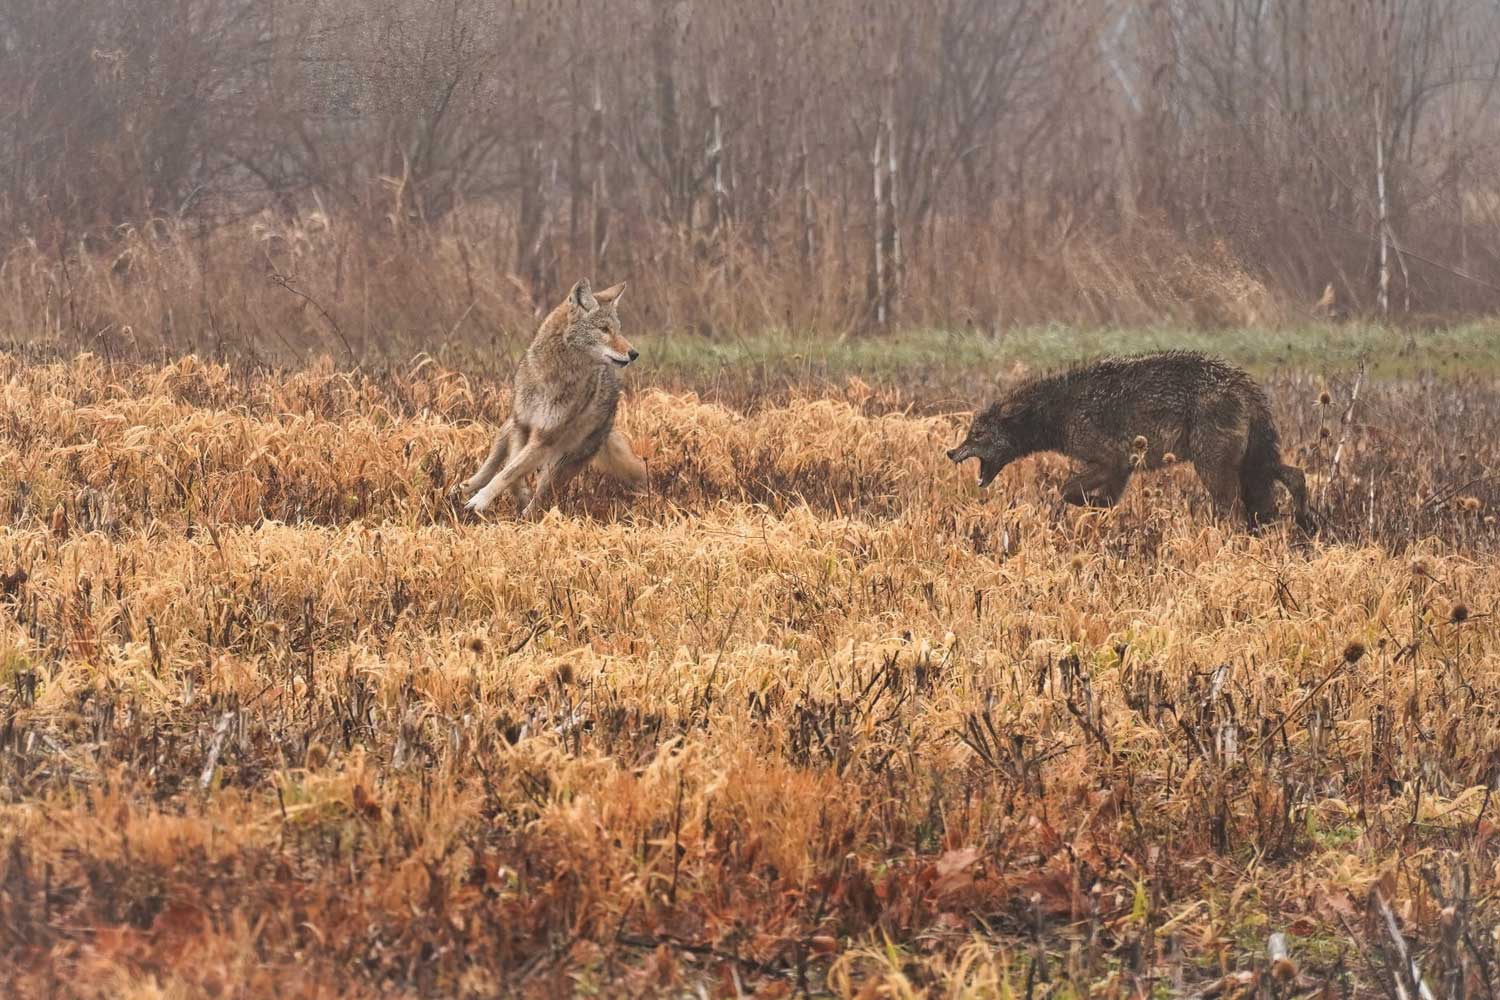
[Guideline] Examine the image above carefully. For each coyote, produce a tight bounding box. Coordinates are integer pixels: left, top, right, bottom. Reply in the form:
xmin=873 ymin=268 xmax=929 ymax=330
xmin=458 ymin=278 xmax=647 ymax=517
xmin=945 ymin=351 xmax=1311 ymax=530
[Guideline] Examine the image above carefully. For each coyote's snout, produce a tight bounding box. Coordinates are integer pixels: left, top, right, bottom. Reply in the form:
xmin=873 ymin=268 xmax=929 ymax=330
xmin=948 ymin=350 xmax=1312 ymax=532
xmin=457 ymin=278 xmax=648 ymax=517
xmin=602 ymin=330 xmax=640 ymax=368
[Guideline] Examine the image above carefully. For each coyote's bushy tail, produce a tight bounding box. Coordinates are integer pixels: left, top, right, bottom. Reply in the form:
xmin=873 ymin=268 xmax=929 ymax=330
xmin=1245 ymin=411 xmax=1314 ymax=532
xmin=1276 ymin=462 xmax=1313 ymax=531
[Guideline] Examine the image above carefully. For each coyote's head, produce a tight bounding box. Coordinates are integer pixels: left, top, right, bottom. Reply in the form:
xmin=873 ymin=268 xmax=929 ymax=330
xmin=562 ymin=279 xmax=637 ymax=368
xmin=946 ymin=403 xmax=1018 ymax=488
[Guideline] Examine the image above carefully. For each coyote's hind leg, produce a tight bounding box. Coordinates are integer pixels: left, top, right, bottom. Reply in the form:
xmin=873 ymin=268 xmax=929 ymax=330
xmin=591 ymin=428 xmax=648 ymax=490
xmin=521 ymin=456 xmax=588 ymax=519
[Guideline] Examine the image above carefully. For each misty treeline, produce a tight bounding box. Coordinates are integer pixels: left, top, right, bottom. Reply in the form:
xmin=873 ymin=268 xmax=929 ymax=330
xmin=1 ymin=0 xmax=1498 ymax=356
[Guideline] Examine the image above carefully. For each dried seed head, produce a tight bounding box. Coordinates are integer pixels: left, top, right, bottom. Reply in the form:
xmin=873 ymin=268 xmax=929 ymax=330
xmin=1342 ymin=641 xmax=1366 ymax=664
xmin=1460 ymin=496 xmax=1483 ymax=512
xmin=1132 ymin=435 xmax=1148 ymax=452
xmin=1070 ymin=555 xmax=1086 ymax=573
xmin=1458 ymin=453 xmax=1469 ymax=464
xmin=1162 ymin=452 xmax=1177 ymax=465
xmin=554 ymin=662 xmax=575 ymax=686
xmin=1271 ymin=957 xmax=1298 ymax=984
xmin=1319 ymin=426 xmax=1331 ymax=440
xmin=1410 ymin=559 xmax=1430 ymax=577
xmin=466 ymin=635 xmax=487 ymax=655
xmin=1486 ymin=515 xmax=1496 ymax=527
xmin=1318 ymin=390 xmax=1332 ymax=406
xmin=1450 ymin=604 xmax=1470 ymax=624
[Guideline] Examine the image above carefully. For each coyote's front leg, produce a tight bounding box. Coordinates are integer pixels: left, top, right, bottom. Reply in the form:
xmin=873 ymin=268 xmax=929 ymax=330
xmin=458 ymin=420 xmax=512 ymax=497
xmin=458 ymin=419 xmax=532 ymax=509
xmin=465 ymin=439 xmax=547 ymax=514
xmin=1060 ymin=462 xmax=1131 ymax=507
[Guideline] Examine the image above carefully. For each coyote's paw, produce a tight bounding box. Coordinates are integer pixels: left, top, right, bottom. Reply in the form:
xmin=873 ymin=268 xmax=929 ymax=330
xmin=454 ymin=475 xmax=486 ymax=499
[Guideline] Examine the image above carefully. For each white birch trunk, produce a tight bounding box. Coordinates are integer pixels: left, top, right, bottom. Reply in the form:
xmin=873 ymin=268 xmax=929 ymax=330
xmin=884 ymin=109 xmax=901 ymax=312
xmin=1376 ymin=89 xmax=1390 ymax=318
xmin=872 ymin=127 xmax=886 ymax=327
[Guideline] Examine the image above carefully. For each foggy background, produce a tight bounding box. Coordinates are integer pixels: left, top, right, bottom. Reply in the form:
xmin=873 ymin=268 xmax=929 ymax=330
xmin=2 ymin=0 xmax=1498 ymax=357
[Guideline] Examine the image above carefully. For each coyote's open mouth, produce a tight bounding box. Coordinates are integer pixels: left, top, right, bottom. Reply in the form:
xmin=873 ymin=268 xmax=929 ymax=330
xmin=947 ymin=443 xmax=998 ymax=488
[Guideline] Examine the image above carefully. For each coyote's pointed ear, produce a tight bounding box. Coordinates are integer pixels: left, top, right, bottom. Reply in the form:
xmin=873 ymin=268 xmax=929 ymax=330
xmin=567 ymin=279 xmax=599 ymax=314
xmin=594 ymin=281 xmax=627 ymax=307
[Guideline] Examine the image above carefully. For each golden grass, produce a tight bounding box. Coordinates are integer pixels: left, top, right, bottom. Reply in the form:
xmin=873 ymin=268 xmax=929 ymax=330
xmin=1 ymin=356 xmax=1499 ymax=998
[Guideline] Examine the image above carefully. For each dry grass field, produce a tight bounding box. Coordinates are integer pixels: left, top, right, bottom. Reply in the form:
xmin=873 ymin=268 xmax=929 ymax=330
xmin=2 ymin=350 xmax=1500 ymax=998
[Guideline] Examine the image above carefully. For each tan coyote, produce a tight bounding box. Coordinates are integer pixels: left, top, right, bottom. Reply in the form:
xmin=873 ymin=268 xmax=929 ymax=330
xmin=459 ymin=279 xmax=647 ymax=517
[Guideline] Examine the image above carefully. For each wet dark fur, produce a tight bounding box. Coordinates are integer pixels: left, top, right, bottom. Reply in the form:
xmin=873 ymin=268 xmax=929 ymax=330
xmin=946 ymin=351 xmax=1311 ymax=531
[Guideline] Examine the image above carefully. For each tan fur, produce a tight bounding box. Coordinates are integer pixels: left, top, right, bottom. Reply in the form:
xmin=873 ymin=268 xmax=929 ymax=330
xmin=458 ymin=278 xmax=647 ymax=517
xmin=591 ymin=427 xmax=648 ymax=487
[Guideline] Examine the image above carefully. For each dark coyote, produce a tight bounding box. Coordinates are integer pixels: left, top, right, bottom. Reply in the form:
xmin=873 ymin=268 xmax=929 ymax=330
xmin=945 ymin=351 xmax=1311 ymax=530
